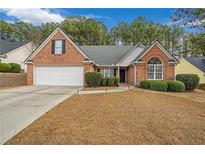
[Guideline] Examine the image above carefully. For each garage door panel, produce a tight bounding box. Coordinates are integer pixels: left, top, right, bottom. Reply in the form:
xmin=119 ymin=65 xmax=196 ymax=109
xmin=35 ymin=67 xmax=83 ymax=86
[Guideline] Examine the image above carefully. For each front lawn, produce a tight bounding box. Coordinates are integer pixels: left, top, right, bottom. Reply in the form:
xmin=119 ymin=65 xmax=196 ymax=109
xmin=6 ymin=88 xmax=205 ymax=144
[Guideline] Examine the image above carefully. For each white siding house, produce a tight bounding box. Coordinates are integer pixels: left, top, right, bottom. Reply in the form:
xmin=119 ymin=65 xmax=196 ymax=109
xmin=0 ymin=40 xmax=35 ymax=72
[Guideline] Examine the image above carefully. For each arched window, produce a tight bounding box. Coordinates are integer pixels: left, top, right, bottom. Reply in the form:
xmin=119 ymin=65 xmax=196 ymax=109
xmin=147 ymin=58 xmax=163 ymax=80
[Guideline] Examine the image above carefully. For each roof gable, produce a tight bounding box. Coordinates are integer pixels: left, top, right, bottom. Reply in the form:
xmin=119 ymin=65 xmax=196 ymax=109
xmin=184 ymin=57 xmax=205 ymax=73
xmin=118 ymin=42 xmax=146 ymax=66
xmin=0 ymin=39 xmax=30 ymax=55
xmin=25 ymin=27 xmax=90 ymax=62
xmin=133 ymin=41 xmax=178 ymax=63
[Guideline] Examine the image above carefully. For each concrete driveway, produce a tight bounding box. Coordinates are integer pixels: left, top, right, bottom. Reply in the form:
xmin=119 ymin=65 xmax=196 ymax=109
xmin=0 ymin=85 xmax=80 ymax=144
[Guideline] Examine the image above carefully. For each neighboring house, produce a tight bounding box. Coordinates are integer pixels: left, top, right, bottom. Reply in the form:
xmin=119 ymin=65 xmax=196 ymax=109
xmin=0 ymin=39 xmax=34 ymax=72
xmin=25 ymin=27 xmax=178 ymax=86
xmin=175 ymin=57 xmax=205 ymax=83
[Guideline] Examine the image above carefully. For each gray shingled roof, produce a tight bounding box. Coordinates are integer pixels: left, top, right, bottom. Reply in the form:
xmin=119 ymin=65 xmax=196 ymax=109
xmin=79 ymin=45 xmax=134 ymax=65
xmin=0 ymin=39 xmax=30 ymax=55
xmin=184 ymin=57 xmax=205 ymax=73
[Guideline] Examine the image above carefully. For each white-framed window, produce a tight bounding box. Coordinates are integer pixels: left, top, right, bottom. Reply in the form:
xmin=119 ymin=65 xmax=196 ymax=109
xmin=147 ymin=58 xmax=163 ymax=80
xmin=100 ymin=68 xmax=114 ymax=77
xmin=55 ymin=40 xmax=63 ymax=54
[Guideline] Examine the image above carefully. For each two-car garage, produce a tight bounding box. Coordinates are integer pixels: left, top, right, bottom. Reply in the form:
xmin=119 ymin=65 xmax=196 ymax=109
xmin=34 ymin=66 xmax=84 ymax=86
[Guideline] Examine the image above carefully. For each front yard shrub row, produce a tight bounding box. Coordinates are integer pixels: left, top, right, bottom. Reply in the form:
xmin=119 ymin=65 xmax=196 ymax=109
xmin=197 ymin=83 xmax=205 ymax=90
xmin=150 ymin=81 xmax=168 ymax=91
xmin=101 ymin=77 xmax=108 ymax=86
xmin=114 ymin=77 xmax=120 ymax=86
xmin=139 ymin=80 xmax=150 ymax=89
xmin=167 ymin=80 xmax=185 ymax=92
xmin=9 ymin=63 xmax=21 ymax=73
xmin=0 ymin=63 xmax=21 ymax=73
xmin=140 ymin=80 xmax=185 ymax=92
xmin=176 ymin=74 xmax=199 ymax=90
xmin=85 ymin=72 xmax=120 ymax=87
xmin=107 ymin=77 xmax=115 ymax=86
xmin=85 ymin=72 xmax=102 ymax=87
xmin=101 ymin=77 xmax=120 ymax=86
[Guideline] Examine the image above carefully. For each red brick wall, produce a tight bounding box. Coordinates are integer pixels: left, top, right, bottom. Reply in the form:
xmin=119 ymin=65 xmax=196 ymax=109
xmin=32 ymin=31 xmax=84 ymax=65
xmin=27 ymin=64 xmax=33 ymax=85
xmin=136 ymin=64 xmax=145 ymax=82
xmin=27 ymin=31 xmax=87 ymax=85
xmin=83 ymin=64 xmax=96 ymax=73
xmin=135 ymin=44 xmax=175 ymax=83
xmin=166 ymin=64 xmax=175 ymax=80
xmin=127 ymin=66 xmax=134 ymax=84
xmin=0 ymin=73 xmax=27 ymax=88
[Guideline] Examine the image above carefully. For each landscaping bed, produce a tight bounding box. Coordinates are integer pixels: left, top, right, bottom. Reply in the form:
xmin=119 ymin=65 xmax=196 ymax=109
xmin=6 ymin=88 xmax=205 ymax=145
xmin=81 ymin=86 xmax=115 ymax=91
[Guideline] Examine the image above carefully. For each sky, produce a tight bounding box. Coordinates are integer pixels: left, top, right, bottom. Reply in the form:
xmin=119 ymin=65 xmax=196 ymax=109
xmin=0 ymin=8 xmax=176 ymax=29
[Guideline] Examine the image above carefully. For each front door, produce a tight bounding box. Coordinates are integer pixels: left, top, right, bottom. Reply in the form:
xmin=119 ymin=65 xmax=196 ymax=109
xmin=120 ymin=69 xmax=125 ymax=83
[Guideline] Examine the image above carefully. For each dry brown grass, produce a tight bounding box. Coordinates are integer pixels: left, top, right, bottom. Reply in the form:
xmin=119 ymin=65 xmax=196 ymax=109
xmin=6 ymin=88 xmax=205 ymax=145
xmin=138 ymin=88 xmax=205 ymax=103
xmin=81 ymin=86 xmax=114 ymax=91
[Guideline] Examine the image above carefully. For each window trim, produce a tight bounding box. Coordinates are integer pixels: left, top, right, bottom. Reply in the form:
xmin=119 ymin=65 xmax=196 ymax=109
xmin=100 ymin=68 xmax=114 ymax=77
xmin=54 ymin=40 xmax=63 ymax=54
xmin=147 ymin=58 xmax=163 ymax=80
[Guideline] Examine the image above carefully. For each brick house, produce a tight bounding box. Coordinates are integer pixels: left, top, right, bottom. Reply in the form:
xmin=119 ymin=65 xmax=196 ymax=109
xmin=25 ymin=27 xmax=178 ymax=86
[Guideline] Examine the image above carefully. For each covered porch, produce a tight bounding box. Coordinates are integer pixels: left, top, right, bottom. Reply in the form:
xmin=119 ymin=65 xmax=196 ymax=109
xmin=96 ymin=66 xmax=131 ymax=84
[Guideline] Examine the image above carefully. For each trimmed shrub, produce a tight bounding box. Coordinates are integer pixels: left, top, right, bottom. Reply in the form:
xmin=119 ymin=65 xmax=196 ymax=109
xmin=107 ymin=77 xmax=115 ymax=86
xmin=198 ymin=83 xmax=205 ymax=90
xmin=140 ymin=80 xmax=151 ymax=89
xmin=9 ymin=63 xmax=21 ymax=73
xmin=85 ymin=72 xmax=102 ymax=87
xmin=167 ymin=80 xmax=185 ymax=92
xmin=114 ymin=77 xmax=120 ymax=86
xmin=176 ymin=74 xmax=199 ymax=90
xmin=0 ymin=63 xmax=11 ymax=72
xmin=101 ymin=77 xmax=108 ymax=86
xmin=150 ymin=81 xmax=168 ymax=91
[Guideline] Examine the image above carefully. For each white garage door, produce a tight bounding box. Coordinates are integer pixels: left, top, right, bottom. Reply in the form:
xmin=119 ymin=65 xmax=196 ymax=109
xmin=35 ymin=66 xmax=83 ymax=86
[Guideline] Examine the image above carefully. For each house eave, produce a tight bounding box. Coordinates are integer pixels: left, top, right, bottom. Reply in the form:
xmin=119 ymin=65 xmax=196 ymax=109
xmin=82 ymin=61 xmax=94 ymax=64
xmin=168 ymin=62 xmax=178 ymax=64
xmin=25 ymin=61 xmax=34 ymax=64
xmin=116 ymin=42 xmax=146 ymax=65
xmin=133 ymin=61 xmax=145 ymax=64
xmin=96 ymin=64 xmax=117 ymax=67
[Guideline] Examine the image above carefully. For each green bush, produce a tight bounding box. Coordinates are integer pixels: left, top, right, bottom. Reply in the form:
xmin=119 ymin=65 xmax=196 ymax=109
xmin=0 ymin=63 xmax=11 ymax=72
xmin=167 ymin=80 xmax=185 ymax=92
xmin=176 ymin=74 xmax=199 ymax=90
xmin=197 ymin=83 xmax=205 ymax=90
xmin=114 ymin=77 xmax=120 ymax=86
xmin=150 ymin=81 xmax=168 ymax=91
xmin=85 ymin=72 xmax=102 ymax=87
xmin=101 ymin=77 xmax=108 ymax=86
xmin=107 ymin=77 xmax=115 ymax=86
xmin=9 ymin=63 xmax=21 ymax=73
xmin=140 ymin=80 xmax=151 ymax=89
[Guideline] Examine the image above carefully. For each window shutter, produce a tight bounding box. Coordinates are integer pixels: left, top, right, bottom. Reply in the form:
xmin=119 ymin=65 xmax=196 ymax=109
xmin=62 ymin=40 xmax=65 ymax=54
xmin=51 ymin=40 xmax=55 ymax=54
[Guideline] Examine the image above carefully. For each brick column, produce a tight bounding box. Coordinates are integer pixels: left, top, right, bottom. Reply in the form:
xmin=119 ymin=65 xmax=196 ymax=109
xmin=27 ymin=63 xmax=34 ymax=85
